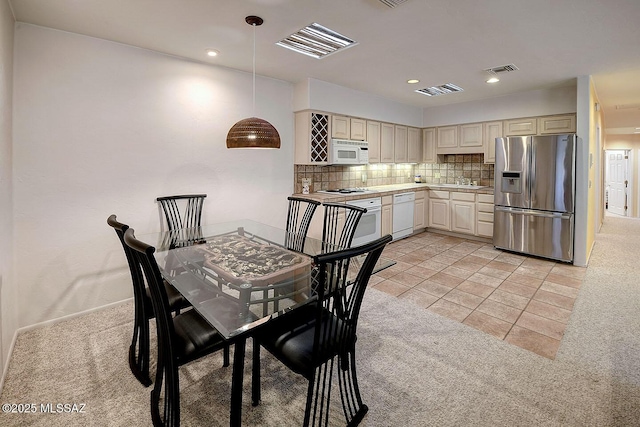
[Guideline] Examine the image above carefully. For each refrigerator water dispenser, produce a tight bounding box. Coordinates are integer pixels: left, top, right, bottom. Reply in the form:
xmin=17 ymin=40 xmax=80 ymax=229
xmin=500 ymin=171 xmax=521 ymax=193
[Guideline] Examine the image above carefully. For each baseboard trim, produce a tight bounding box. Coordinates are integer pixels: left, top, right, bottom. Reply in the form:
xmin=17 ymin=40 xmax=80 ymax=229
xmin=16 ymin=297 xmax=133 ymax=334
xmin=424 ymin=228 xmax=493 ymax=244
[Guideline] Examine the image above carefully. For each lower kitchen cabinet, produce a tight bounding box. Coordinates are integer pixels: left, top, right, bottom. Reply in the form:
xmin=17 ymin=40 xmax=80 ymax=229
xmin=413 ymin=191 xmax=427 ymax=230
xmin=381 ymin=195 xmax=393 ymax=237
xmin=451 ymin=193 xmax=476 ymax=235
xmin=476 ymin=193 xmax=494 ymax=238
xmin=428 ymin=190 xmax=450 ymax=231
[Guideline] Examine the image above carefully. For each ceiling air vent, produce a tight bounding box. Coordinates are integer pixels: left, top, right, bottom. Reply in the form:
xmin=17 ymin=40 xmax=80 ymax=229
xmin=415 ymin=83 xmax=464 ymax=97
xmin=276 ymin=23 xmax=357 ymax=59
xmin=379 ymin=0 xmax=410 ymax=7
xmin=485 ymin=64 xmax=519 ymax=74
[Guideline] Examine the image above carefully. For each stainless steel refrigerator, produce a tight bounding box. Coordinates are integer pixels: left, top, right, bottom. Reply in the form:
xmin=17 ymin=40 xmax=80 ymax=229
xmin=493 ymin=134 xmax=576 ymax=262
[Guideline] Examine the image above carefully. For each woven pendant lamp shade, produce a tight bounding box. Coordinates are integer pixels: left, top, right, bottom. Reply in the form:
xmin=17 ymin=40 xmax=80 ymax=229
xmin=226 ymin=117 xmax=281 ymax=148
xmin=226 ymin=16 xmax=281 ymax=149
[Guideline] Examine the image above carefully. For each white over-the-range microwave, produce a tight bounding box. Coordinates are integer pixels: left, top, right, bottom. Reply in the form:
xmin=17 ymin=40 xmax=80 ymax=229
xmin=328 ymin=139 xmax=369 ymax=165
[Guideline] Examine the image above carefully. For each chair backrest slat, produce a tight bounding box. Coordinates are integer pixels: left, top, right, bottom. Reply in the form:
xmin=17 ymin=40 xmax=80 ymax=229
xmin=157 ymin=194 xmax=207 ymax=232
xmin=321 ymin=203 xmax=367 ymax=253
xmin=312 ymin=234 xmax=392 ymax=366
xmin=285 ymin=197 xmax=321 ymax=253
xmin=124 ymin=228 xmax=178 ymax=366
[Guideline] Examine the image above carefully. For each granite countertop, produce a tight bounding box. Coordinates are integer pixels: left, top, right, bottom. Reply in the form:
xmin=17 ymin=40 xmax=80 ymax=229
xmin=293 ymin=183 xmax=494 ymax=202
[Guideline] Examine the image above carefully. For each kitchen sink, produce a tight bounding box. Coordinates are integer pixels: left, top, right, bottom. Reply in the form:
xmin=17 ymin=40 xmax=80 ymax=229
xmin=428 ymin=184 xmax=487 ymax=190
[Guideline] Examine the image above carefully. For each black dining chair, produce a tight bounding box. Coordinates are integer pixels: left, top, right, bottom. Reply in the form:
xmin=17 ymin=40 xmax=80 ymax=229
xmin=124 ymin=227 xmax=232 ymax=427
xmin=156 ymin=194 xmax=207 ymax=232
xmin=107 ymin=214 xmax=192 ymax=387
xmin=285 ymin=196 xmax=321 ymax=253
xmin=253 ymin=234 xmax=392 ymax=427
xmin=321 ymin=202 xmax=367 ymax=253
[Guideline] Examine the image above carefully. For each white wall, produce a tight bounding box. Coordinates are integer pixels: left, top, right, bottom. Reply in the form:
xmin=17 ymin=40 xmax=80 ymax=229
xmin=0 ymin=0 xmax=14 ymax=381
xmin=422 ymin=85 xmax=577 ymax=127
xmin=294 ymin=78 xmax=423 ymax=127
xmin=13 ymin=24 xmax=295 ymax=327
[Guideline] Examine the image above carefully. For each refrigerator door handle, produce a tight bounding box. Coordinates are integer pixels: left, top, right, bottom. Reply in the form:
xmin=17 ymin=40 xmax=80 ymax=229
xmin=495 ymin=206 xmax=572 ymax=219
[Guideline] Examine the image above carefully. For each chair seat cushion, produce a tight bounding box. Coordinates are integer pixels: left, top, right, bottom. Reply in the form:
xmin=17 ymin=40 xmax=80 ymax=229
xmin=173 ymin=310 xmax=226 ymax=365
xmin=260 ymin=304 xmax=353 ymax=378
xmin=144 ymin=281 xmax=190 ymax=316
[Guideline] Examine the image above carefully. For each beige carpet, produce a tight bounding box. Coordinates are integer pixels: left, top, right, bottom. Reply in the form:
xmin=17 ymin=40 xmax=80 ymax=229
xmin=1 ymin=215 xmax=639 ymax=426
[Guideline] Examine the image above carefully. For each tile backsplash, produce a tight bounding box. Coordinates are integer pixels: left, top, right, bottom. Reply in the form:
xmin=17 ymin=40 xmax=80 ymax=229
xmin=294 ymin=154 xmax=494 ymax=193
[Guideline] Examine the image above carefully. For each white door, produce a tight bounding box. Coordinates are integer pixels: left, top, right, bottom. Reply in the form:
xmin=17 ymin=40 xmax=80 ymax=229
xmin=606 ymin=150 xmax=627 ymax=216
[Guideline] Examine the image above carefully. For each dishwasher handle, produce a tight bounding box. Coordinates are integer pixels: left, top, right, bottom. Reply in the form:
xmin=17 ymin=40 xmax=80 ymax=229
xmin=393 ymin=192 xmax=416 ymax=203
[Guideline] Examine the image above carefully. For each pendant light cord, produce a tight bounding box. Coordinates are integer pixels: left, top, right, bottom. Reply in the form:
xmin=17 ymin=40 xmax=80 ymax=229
xmin=252 ymin=23 xmax=256 ymax=116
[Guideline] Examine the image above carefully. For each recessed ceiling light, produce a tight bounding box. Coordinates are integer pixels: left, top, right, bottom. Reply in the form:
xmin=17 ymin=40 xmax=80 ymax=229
xmin=206 ymin=49 xmax=219 ymax=57
xmin=276 ymin=23 xmax=357 ymax=59
xmin=407 ymin=79 xmax=420 ymax=84
xmin=486 ymin=77 xmax=500 ymax=84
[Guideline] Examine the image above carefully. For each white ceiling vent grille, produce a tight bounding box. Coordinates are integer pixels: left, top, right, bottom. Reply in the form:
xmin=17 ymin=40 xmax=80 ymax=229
xmin=485 ymin=64 xmax=519 ymax=74
xmin=276 ymin=23 xmax=357 ymax=59
xmin=415 ymin=83 xmax=464 ymax=97
xmin=379 ymin=0 xmax=410 ymax=7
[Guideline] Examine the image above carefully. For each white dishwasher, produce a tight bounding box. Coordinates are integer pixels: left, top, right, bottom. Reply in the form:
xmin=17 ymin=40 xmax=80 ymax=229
xmin=392 ymin=192 xmax=415 ymax=240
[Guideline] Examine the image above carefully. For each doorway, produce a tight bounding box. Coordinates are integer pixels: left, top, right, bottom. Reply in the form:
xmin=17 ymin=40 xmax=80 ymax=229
xmin=605 ymin=150 xmax=629 ymax=216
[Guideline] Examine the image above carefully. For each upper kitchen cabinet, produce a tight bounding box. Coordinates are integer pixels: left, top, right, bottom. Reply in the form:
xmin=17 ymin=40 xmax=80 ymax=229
xmin=380 ymin=122 xmax=395 ymax=163
xmin=350 ymin=118 xmax=367 ymax=140
xmin=331 ymin=115 xmax=367 ymax=140
xmin=436 ymin=126 xmax=457 ymax=152
xmin=483 ymin=121 xmax=503 ymax=164
xmin=504 ymin=114 xmax=575 ymax=136
xmin=436 ymin=124 xmax=483 ymax=154
xmin=295 ymin=111 xmax=330 ymax=164
xmin=366 ymin=120 xmax=381 ymax=163
xmin=422 ymin=127 xmax=438 ymax=164
xmin=459 ymin=123 xmax=483 ymax=149
xmin=503 ymin=117 xmax=537 ymax=136
xmin=407 ymin=127 xmax=422 ymax=163
xmin=538 ymin=114 xmax=576 ymax=134
xmin=394 ymin=125 xmax=408 ymax=163
xmin=331 ymin=115 xmax=350 ymax=139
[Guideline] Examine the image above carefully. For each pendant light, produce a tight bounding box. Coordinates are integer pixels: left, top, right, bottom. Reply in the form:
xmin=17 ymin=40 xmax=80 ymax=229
xmin=226 ymin=16 xmax=281 ymax=149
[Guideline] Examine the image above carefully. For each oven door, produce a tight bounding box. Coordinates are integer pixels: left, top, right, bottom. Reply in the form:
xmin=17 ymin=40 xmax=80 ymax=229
xmin=351 ymin=206 xmax=381 ymax=246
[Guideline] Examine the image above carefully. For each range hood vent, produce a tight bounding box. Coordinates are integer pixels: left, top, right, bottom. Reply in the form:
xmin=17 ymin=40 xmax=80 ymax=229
xmin=485 ymin=64 xmax=519 ymax=74
xmin=379 ymin=0 xmax=410 ymax=7
xmin=415 ymin=83 xmax=464 ymax=97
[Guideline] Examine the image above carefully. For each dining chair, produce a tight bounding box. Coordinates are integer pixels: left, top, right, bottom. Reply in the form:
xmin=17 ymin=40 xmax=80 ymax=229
xmin=124 ymin=227 xmax=232 ymax=427
xmin=107 ymin=214 xmax=192 ymax=387
xmin=253 ymin=234 xmax=393 ymax=427
xmin=285 ymin=196 xmax=321 ymax=253
xmin=321 ymin=202 xmax=367 ymax=253
xmin=156 ymin=194 xmax=207 ymax=232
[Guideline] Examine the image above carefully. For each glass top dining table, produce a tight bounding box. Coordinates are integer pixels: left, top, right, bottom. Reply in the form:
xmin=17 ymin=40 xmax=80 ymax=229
xmin=141 ymin=219 xmax=394 ymax=340
xmin=141 ymin=219 xmax=394 ymax=341
xmin=138 ymin=219 xmax=394 ymax=426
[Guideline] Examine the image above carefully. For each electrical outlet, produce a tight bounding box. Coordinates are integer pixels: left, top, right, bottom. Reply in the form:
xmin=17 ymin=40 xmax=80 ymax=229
xmin=361 ymin=173 xmax=367 ymax=184
xmin=435 ymin=172 xmax=441 ymax=178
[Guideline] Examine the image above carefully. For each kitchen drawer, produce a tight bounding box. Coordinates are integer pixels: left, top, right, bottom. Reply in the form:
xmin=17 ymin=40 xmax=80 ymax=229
xmin=415 ymin=190 xmax=426 ymax=200
xmin=477 ymin=194 xmax=494 ymax=203
xmin=477 ymin=222 xmax=494 ymax=238
xmin=477 ymin=211 xmax=494 ymax=222
xmin=451 ymin=192 xmax=475 ymax=202
xmin=382 ymin=195 xmax=393 ymax=205
xmin=477 ymin=203 xmax=494 ymax=213
xmin=429 ymin=190 xmax=450 ymax=200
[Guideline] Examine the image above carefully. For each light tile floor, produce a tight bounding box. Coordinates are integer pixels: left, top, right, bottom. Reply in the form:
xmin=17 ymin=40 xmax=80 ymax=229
xmin=371 ymin=231 xmax=587 ymax=359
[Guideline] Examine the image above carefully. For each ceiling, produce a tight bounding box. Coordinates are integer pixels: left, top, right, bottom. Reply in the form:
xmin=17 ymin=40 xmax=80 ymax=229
xmin=9 ymin=0 xmax=640 ymax=135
